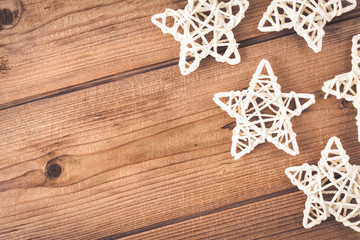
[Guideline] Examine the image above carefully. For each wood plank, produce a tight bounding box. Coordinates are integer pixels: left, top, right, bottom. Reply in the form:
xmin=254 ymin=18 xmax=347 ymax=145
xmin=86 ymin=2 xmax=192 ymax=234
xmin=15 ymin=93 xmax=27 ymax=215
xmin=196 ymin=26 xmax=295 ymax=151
xmin=121 ymin=191 xmax=360 ymax=240
xmin=0 ymin=0 xmax=264 ymax=105
xmin=0 ymin=15 xmax=360 ymax=239
xmin=0 ymin=0 xmax=359 ymax=107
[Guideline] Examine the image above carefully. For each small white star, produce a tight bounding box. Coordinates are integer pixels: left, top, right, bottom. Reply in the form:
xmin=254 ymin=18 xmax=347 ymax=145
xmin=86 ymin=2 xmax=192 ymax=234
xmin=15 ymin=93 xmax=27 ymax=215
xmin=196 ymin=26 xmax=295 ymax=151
xmin=286 ymin=136 xmax=360 ymax=232
xmin=258 ymin=0 xmax=357 ymax=53
xmin=213 ymin=59 xmax=315 ymax=159
xmin=322 ymin=34 xmax=360 ymax=141
xmin=152 ymin=0 xmax=249 ymax=75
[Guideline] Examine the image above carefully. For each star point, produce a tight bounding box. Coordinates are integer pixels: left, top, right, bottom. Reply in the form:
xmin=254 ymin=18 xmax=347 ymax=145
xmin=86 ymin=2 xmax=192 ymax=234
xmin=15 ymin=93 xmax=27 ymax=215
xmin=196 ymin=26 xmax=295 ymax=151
xmin=152 ymin=0 xmax=249 ymax=75
xmin=213 ymin=59 xmax=315 ymax=159
xmin=286 ymin=136 xmax=360 ymax=232
xmin=322 ymin=34 xmax=360 ymax=141
xmin=258 ymin=0 xmax=357 ymax=53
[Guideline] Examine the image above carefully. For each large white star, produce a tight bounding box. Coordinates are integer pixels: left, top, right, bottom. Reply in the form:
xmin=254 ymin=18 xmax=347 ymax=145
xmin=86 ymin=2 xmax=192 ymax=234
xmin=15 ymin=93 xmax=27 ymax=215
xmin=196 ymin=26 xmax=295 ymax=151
xmin=286 ymin=136 xmax=360 ymax=232
xmin=213 ymin=59 xmax=315 ymax=159
xmin=152 ymin=0 xmax=249 ymax=75
xmin=322 ymin=34 xmax=360 ymax=140
xmin=258 ymin=0 xmax=357 ymax=53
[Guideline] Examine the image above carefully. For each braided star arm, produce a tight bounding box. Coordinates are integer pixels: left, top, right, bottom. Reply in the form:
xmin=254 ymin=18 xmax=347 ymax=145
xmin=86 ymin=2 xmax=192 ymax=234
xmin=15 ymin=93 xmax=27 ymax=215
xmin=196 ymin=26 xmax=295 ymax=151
xmin=266 ymin=114 xmax=299 ymax=155
xmin=322 ymin=71 xmax=359 ymax=102
xmin=231 ymin=123 xmax=266 ymax=159
xmin=281 ymin=92 xmax=316 ymax=118
xmin=303 ymin=195 xmax=329 ymax=228
xmin=213 ymin=90 xmax=248 ymax=119
xmin=286 ymin=162 xmax=328 ymax=228
xmin=285 ymin=158 xmax=330 ymax=228
xmin=213 ymin=90 xmax=266 ymax=159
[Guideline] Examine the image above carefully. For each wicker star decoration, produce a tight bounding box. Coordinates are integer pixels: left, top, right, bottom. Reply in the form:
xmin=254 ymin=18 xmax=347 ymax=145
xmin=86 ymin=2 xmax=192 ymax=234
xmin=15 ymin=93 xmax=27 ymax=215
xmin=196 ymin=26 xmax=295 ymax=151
xmin=213 ymin=59 xmax=315 ymax=159
xmin=152 ymin=0 xmax=249 ymax=75
xmin=258 ymin=0 xmax=357 ymax=53
xmin=322 ymin=34 xmax=360 ymax=141
xmin=286 ymin=137 xmax=360 ymax=232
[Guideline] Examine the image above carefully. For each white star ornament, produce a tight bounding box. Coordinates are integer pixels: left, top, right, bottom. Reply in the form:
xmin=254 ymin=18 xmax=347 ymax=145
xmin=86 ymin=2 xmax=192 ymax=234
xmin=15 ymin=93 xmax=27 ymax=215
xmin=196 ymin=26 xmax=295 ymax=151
xmin=213 ymin=59 xmax=315 ymax=159
xmin=152 ymin=0 xmax=249 ymax=75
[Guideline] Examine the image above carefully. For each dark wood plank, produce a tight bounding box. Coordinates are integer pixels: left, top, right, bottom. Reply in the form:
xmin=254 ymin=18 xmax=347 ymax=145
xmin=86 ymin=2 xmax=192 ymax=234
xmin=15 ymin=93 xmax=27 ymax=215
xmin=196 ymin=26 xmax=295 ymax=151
xmin=0 ymin=15 xmax=360 ymax=239
xmin=0 ymin=0 xmax=359 ymax=108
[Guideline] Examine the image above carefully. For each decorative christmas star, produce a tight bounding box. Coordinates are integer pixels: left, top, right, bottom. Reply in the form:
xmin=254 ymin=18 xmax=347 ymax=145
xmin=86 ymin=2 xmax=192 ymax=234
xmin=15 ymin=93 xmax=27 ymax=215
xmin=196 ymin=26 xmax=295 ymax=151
xmin=152 ymin=0 xmax=249 ymax=75
xmin=286 ymin=137 xmax=360 ymax=232
xmin=322 ymin=34 xmax=360 ymax=141
xmin=258 ymin=0 xmax=357 ymax=53
xmin=213 ymin=59 xmax=315 ymax=159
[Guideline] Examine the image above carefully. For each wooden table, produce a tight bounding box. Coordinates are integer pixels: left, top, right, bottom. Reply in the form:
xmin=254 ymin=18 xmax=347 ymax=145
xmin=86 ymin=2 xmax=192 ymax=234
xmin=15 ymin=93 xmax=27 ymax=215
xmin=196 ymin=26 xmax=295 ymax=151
xmin=1 ymin=0 xmax=360 ymax=239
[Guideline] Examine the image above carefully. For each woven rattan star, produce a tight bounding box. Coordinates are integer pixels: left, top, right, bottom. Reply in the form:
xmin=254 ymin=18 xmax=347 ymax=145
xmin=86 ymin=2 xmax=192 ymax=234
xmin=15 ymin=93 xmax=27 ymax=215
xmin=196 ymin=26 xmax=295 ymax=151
xmin=286 ymin=137 xmax=360 ymax=232
xmin=152 ymin=0 xmax=249 ymax=75
xmin=322 ymin=34 xmax=360 ymax=140
xmin=258 ymin=0 xmax=357 ymax=53
xmin=213 ymin=59 xmax=315 ymax=159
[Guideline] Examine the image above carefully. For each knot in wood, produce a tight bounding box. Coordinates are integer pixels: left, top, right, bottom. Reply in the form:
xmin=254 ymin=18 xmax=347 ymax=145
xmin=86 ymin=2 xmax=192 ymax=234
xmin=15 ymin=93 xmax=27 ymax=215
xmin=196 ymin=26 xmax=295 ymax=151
xmin=0 ymin=0 xmax=22 ymax=30
xmin=46 ymin=163 xmax=62 ymax=178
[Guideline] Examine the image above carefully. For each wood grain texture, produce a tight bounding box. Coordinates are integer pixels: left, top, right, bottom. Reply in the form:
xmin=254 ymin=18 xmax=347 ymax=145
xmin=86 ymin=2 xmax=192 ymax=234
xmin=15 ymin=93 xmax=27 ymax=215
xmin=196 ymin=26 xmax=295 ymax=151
xmin=1 ymin=0 xmax=360 ymax=239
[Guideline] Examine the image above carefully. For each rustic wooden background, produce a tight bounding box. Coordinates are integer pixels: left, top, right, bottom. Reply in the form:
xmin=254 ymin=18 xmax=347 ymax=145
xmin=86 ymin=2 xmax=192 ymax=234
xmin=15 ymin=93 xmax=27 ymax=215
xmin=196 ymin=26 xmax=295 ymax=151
xmin=1 ymin=0 xmax=360 ymax=239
